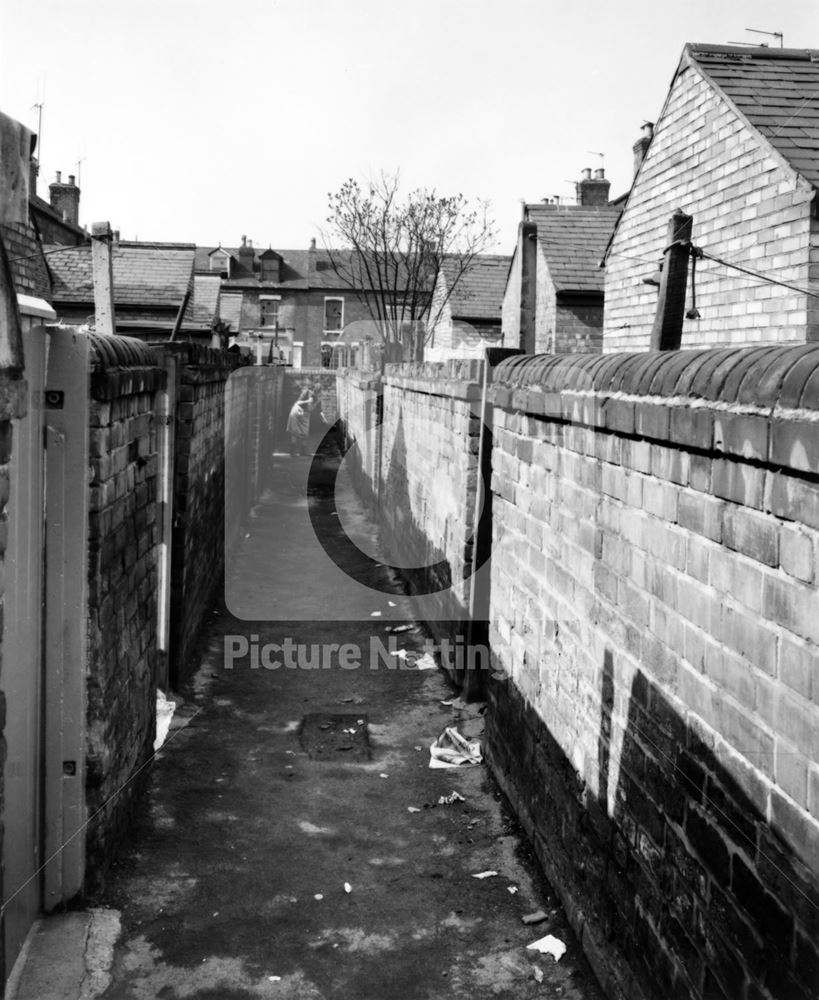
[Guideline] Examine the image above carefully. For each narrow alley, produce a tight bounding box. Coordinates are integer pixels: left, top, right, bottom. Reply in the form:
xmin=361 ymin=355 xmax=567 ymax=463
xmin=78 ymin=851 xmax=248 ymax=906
xmin=15 ymin=443 xmax=604 ymax=1000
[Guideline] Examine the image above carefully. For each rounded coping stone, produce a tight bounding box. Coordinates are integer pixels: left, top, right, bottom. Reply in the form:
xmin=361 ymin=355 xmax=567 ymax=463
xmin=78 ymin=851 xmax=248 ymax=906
xmin=89 ymin=333 xmax=159 ymax=370
xmin=681 ymin=347 xmax=744 ymax=398
xmin=719 ymin=346 xmax=785 ymax=404
xmin=653 ymin=350 xmax=710 ymax=397
xmin=643 ymin=352 xmax=689 ymax=395
xmin=737 ymin=346 xmax=816 ymax=407
xmin=489 ymin=348 xmax=819 ymax=411
xmin=777 ymin=346 xmax=819 ymax=409
xmin=671 ymin=349 xmax=727 ymax=396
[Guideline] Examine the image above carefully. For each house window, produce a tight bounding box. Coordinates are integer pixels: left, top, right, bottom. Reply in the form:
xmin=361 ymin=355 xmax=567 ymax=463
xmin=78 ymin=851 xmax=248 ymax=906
xmin=210 ymin=252 xmax=230 ymax=277
xmin=260 ymin=297 xmax=280 ymax=327
xmin=324 ymin=297 xmax=344 ymax=334
xmin=260 ymin=256 xmax=280 ymax=282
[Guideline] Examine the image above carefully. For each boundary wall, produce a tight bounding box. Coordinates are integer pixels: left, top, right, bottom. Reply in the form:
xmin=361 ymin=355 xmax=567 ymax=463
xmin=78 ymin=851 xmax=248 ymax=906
xmin=336 ymin=346 xmax=819 ymax=1000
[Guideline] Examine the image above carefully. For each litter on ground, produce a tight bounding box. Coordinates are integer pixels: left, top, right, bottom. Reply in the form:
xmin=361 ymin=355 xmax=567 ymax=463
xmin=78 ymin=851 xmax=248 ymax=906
xmin=379 ymin=773 xmax=389 ymax=779
xmin=429 ymin=727 xmax=482 ymax=769
xmin=387 ymin=601 xmax=397 ymax=607
xmin=472 ymin=870 xmax=498 ymax=880
xmin=415 ymin=652 xmax=437 ymax=670
xmin=437 ymin=791 xmax=465 ymax=805
xmin=526 ymin=934 xmax=567 ymax=961
xmin=533 ymin=966 xmax=545 ymax=983
xmin=522 ymin=910 xmax=549 ymax=925
xmin=154 ymin=691 xmax=177 ymax=751
xmin=507 ymin=886 xmax=519 ymax=895
xmin=389 ymin=623 xmax=412 ymax=632
xmin=314 ymin=894 xmax=323 ymax=900
xmin=370 ymin=611 xmax=382 ymax=617
xmin=344 ymin=882 xmax=352 ymax=893
xmin=407 ymin=806 xmax=421 ymax=813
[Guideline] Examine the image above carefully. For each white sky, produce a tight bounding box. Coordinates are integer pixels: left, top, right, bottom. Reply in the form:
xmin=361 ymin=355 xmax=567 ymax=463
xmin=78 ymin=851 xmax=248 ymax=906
xmin=1 ymin=0 xmax=816 ymax=253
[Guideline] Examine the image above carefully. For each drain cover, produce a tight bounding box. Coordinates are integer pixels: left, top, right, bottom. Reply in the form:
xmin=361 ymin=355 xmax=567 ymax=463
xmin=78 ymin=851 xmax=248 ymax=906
xmin=299 ymin=713 xmax=371 ymax=761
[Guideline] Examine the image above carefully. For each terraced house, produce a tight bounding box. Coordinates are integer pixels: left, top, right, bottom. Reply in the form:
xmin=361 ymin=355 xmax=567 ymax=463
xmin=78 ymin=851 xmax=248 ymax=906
xmin=196 ymin=237 xmax=393 ymax=367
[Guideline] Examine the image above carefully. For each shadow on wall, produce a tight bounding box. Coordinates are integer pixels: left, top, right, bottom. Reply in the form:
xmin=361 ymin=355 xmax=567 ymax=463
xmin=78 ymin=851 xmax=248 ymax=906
xmin=488 ymin=652 xmax=819 ymax=1000
xmin=380 ymin=406 xmax=453 ymax=600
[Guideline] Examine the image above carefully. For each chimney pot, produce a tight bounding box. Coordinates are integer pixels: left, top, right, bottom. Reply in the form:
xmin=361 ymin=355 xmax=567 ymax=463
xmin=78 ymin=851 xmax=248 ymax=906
xmin=309 ymin=237 xmax=317 ymax=250
xmin=632 ymin=122 xmax=655 ymax=177
xmin=241 ymin=235 xmax=247 ymax=247
xmin=581 ymin=168 xmax=592 ymax=181
xmin=594 ymin=168 xmax=605 ymax=180
xmin=49 ymin=168 xmax=81 ymax=226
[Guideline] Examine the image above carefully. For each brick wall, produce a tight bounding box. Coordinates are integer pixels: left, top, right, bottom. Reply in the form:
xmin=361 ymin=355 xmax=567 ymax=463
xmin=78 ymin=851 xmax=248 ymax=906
xmin=336 ymin=370 xmax=382 ymax=507
xmin=378 ymin=360 xmax=484 ymax=627
xmin=157 ymin=344 xmax=248 ymax=685
xmin=502 ymin=242 xmax=522 ymax=347
xmin=554 ymin=299 xmax=604 ymax=353
xmin=605 ymin=65 xmax=818 ymax=350
xmin=85 ymin=341 xmax=165 ymax=889
xmin=486 ymin=347 xmax=819 ymax=1000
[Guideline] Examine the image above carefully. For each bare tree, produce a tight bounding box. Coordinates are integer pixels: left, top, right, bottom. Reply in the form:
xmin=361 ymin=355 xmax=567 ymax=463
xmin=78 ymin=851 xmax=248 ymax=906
xmin=322 ymin=172 xmax=497 ymax=362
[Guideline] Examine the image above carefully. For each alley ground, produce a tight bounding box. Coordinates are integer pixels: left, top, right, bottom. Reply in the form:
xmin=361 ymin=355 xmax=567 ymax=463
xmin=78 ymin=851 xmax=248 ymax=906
xmin=13 ymin=442 xmax=605 ymax=1000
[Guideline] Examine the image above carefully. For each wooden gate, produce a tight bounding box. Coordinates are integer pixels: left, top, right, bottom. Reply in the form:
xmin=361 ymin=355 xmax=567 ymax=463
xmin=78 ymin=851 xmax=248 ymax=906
xmin=2 ymin=319 xmax=89 ymax=985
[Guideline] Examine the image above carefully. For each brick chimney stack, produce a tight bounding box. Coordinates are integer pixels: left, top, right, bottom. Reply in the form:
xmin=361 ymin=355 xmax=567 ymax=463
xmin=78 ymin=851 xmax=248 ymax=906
xmin=238 ymin=234 xmax=255 ymax=274
xmin=49 ymin=170 xmax=81 ymax=226
xmin=575 ymin=167 xmax=611 ymax=207
xmin=633 ymin=122 xmax=654 ymax=177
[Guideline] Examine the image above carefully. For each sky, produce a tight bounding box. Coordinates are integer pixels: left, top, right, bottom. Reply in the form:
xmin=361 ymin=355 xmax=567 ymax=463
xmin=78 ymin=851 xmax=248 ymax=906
xmin=1 ymin=0 xmax=816 ymax=254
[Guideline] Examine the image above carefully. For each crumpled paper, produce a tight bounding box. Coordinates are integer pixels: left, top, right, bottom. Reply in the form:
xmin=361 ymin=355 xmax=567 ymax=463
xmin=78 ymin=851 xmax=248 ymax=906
xmin=429 ymin=727 xmax=482 ymax=768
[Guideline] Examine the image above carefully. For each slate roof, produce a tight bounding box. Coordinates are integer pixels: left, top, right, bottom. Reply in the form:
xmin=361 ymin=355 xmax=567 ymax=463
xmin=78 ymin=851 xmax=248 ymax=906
xmin=687 ymin=44 xmax=819 ymax=192
xmin=441 ymin=255 xmax=511 ymax=319
xmin=191 ymin=274 xmax=220 ymax=326
xmin=527 ymin=205 xmax=621 ymax=294
xmin=195 ymin=244 xmax=412 ymax=291
xmin=47 ymin=242 xmax=195 ymax=308
xmin=219 ymin=292 xmax=243 ymax=331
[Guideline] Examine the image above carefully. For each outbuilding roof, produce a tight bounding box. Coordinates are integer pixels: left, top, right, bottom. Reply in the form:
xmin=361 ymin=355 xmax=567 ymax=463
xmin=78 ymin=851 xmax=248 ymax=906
xmin=687 ymin=44 xmax=819 ymax=192
xmin=440 ymin=254 xmax=511 ymax=320
xmin=527 ymin=205 xmax=621 ymax=294
xmin=47 ymin=241 xmax=195 ymax=308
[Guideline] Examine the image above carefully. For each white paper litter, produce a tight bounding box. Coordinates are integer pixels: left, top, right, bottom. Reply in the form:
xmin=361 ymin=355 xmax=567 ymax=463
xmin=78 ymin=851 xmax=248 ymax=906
xmin=343 ymin=882 xmax=352 ymax=893
xmin=415 ymin=652 xmax=437 ymax=670
xmin=379 ymin=773 xmax=389 ymax=779
xmin=268 ymin=975 xmax=282 ymax=982
xmin=522 ymin=909 xmax=549 ymax=925
xmin=533 ymin=966 xmax=545 ymax=983
xmin=389 ymin=623 xmax=412 ymax=632
xmin=391 ymin=648 xmax=410 ymax=660
xmin=429 ymin=727 xmax=482 ymax=769
xmin=154 ymin=691 xmax=177 ymax=751
xmin=526 ymin=934 xmax=567 ymax=961
xmin=370 ymin=611 xmax=382 ymax=617
xmin=507 ymin=886 xmax=519 ymax=895
xmin=388 ymin=601 xmax=397 ymax=607
xmin=407 ymin=806 xmax=421 ymax=813
xmin=437 ymin=791 xmax=465 ymax=805
xmin=314 ymin=894 xmax=323 ymax=900
xmin=472 ymin=870 xmax=498 ymax=879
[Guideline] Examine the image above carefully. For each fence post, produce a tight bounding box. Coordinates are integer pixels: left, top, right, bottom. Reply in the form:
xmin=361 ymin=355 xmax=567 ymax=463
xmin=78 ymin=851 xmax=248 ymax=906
xmin=90 ymin=222 xmax=116 ymax=336
xmin=649 ymin=209 xmax=693 ymax=351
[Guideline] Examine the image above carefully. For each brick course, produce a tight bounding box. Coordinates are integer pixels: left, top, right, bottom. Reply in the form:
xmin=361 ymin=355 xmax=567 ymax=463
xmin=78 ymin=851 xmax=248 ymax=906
xmin=486 ymin=348 xmax=819 ymax=1000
